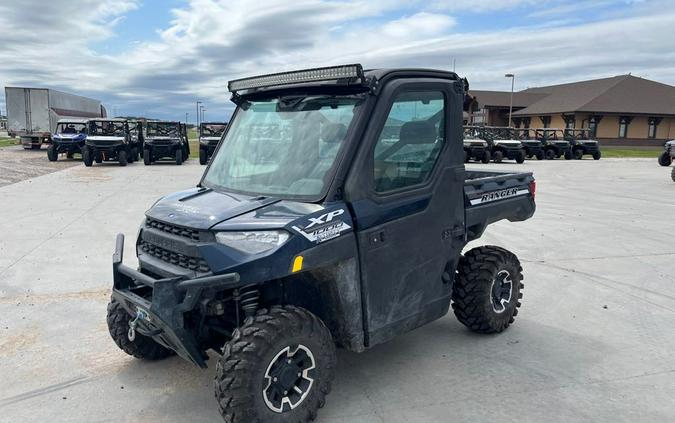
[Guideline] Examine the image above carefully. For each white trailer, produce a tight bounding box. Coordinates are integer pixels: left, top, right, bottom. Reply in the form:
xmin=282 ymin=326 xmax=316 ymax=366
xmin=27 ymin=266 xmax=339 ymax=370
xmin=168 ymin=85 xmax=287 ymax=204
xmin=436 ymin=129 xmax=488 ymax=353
xmin=5 ymin=87 xmax=106 ymax=149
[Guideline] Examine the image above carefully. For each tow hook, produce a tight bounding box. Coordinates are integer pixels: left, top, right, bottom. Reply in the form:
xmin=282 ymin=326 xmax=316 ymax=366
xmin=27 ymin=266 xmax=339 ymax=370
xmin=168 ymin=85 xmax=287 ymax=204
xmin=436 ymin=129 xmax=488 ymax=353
xmin=128 ymin=309 xmax=148 ymax=341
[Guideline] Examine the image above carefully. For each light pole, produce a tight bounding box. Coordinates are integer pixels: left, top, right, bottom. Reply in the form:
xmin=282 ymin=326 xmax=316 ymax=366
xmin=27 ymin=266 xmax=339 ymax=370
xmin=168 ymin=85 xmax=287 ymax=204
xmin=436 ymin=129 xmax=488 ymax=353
xmin=505 ymin=73 xmax=515 ymax=127
xmin=196 ymin=101 xmax=202 ymax=127
xmin=185 ymin=112 xmax=189 ymax=124
xmin=201 ymin=107 xmax=206 ymax=123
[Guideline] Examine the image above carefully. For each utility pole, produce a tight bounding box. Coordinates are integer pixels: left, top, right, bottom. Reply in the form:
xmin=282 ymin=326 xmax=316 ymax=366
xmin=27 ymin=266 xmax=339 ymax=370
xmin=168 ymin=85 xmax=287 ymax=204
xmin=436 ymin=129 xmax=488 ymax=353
xmin=505 ymin=73 xmax=515 ymax=127
xmin=196 ymin=100 xmax=202 ymax=127
xmin=185 ymin=112 xmax=189 ymax=124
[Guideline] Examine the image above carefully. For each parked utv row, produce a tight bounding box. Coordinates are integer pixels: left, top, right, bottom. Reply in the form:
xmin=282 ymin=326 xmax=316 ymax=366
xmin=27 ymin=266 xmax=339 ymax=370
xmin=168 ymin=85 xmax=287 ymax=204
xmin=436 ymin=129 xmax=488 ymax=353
xmin=463 ymin=126 xmax=602 ymax=164
xmin=47 ymin=118 xmax=192 ymax=166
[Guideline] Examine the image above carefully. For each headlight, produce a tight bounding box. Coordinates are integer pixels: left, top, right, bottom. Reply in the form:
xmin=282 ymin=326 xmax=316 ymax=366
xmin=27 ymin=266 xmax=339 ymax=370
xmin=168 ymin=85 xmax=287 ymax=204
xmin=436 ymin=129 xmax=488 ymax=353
xmin=215 ymin=230 xmax=290 ymax=254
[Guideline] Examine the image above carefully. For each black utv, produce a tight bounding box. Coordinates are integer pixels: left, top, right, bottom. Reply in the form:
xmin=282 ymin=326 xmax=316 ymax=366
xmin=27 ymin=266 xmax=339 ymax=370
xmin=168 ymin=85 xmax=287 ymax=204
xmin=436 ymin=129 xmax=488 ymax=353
xmin=106 ymin=64 xmax=537 ymax=423
xmin=466 ymin=126 xmax=526 ymax=163
xmin=47 ymin=119 xmax=88 ymax=161
xmin=82 ymin=119 xmax=136 ymax=166
xmin=199 ymin=122 xmax=228 ymax=165
xmin=143 ymin=121 xmax=190 ymax=165
xmin=534 ymin=128 xmax=572 ymax=160
xmin=514 ymin=128 xmax=544 ymax=160
xmin=563 ymin=129 xmax=601 ymax=160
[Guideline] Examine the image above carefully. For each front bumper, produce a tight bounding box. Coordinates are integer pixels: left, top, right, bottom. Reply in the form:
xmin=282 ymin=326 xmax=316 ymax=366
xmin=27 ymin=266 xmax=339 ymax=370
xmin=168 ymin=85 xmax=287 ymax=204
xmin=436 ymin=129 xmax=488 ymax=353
xmin=112 ymin=233 xmax=240 ymax=368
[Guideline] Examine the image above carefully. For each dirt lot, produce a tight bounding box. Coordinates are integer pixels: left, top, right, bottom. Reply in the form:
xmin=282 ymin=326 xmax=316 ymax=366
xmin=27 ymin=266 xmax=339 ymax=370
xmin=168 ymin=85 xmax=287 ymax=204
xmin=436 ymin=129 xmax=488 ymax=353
xmin=1 ymin=158 xmax=674 ymax=422
xmin=0 ymin=144 xmax=81 ymax=187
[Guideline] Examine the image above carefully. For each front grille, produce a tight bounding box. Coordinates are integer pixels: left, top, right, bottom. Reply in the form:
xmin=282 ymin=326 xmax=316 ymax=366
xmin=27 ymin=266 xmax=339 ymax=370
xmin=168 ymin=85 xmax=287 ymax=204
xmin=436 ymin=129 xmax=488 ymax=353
xmin=139 ymin=240 xmax=210 ymax=273
xmin=146 ymin=218 xmax=200 ymax=241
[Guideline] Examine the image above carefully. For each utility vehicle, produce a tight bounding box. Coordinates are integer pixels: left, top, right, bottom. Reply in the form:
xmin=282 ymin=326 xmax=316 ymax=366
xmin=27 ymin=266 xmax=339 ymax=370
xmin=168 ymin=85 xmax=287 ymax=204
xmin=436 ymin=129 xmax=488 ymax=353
xmin=107 ymin=65 xmax=536 ymax=423
xmin=462 ymin=135 xmax=490 ymax=163
xmin=658 ymin=140 xmax=674 ymax=167
xmin=83 ymin=118 xmax=134 ymax=166
xmin=563 ymin=129 xmax=601 ymax=160
xmin=534 ymin=128 xmax=572 ymax=160
xmin=47 ymin=118 xmax=87 ymax=161
xmin=199 ymin=122 xmax=228 ymax=165
xmin=465 ymin=126 xmax=525 ymax=163
xmin=514 ymin=128 xmax=544 ymax=160
xmin=143 ymin=121 xmax=189 ymax=165
xmin=128 ymin=120 xmax=144 ymax=159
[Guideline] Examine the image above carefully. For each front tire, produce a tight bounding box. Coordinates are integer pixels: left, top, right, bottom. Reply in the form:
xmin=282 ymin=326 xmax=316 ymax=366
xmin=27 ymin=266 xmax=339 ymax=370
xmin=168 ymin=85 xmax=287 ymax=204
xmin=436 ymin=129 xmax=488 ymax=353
xmin=593 ymin=151 xmax=601 ymax=160
xmin=215 ymin=306 xmax=336 ymax=423
xmin=658 ymin=151 xmax=672 ymax=166
xmin=106 ymin=299 xmax=174 ymax=360
xmin=199 ymin=148 xmax=208 ymax=165
xmin=671 ymin=167 xmax=675 ymax=182
xmin=493 ymin=150 xmax=503 ymax=163
xmin=82 ymin=147 xmax=93 ymax=167
xmin=481 ymin=150 xmax=491 ymax=164
xmin=452 ymin=246 xmax=523 ymax=333
xmin=143 ymin=149 xmax=152 ymax=165
xmin=515 ymin=150 xmax=525 ymax=164
xmin=118 ymin=149 xmax=128 ymax=166
xmin=545 ymin=149 xmax=556 ymax=160
xmin=47 ymin=145 xmax=57 ymax=162
xmin=175 ymin=148 xmax=183 ymax=165
xmin=573 ymin=149 xmax=584 ymax=160
xmin=535 ymin=150 xmax=544 ymax=160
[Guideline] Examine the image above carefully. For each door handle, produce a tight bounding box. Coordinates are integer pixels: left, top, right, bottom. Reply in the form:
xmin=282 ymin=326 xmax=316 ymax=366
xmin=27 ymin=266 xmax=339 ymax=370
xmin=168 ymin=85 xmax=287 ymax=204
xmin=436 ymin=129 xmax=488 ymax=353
xmin=369 ymin=230 xmax=386 ymax=246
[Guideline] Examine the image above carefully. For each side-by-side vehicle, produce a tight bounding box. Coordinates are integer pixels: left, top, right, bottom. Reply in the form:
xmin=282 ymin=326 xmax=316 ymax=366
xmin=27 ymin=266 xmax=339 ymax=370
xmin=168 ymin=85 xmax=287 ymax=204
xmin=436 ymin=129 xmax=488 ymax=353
xmin=106 ymin=65 xmax=536 ymax=423
xmin=199 ymin=122 xmax=228 ymax=165
xmin=143 ymin=121 xmax=190 ymax=165
xmin=83 ymin=118 xmax=136 ymax=166
xmin=47 ymin=118 xmax=87 ymax=161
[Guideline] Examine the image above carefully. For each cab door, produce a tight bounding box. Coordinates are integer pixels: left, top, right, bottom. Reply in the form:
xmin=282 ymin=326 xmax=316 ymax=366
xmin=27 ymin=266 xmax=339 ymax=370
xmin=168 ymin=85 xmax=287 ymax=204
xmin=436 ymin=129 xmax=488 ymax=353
xmin=345 ymin=78 xmax=466 ymax=347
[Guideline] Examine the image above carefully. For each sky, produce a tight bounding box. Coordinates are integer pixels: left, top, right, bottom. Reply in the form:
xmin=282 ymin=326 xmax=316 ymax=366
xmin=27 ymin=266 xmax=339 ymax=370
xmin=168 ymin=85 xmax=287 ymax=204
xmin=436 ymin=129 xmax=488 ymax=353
xmin=1 ymin=0 xmax=674 ymax=122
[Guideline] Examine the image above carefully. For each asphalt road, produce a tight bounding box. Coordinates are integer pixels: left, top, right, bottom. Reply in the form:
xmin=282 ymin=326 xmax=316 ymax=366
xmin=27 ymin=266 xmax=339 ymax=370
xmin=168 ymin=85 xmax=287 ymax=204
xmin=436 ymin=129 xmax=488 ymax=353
xmin=0 ymin=157 xmax=674 ymax=422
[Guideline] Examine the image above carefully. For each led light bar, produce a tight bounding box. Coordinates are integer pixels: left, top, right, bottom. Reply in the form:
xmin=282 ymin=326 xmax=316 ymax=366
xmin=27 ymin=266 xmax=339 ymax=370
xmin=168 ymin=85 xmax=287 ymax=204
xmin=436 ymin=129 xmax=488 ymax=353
xmin=228 ymin=64 xmax=365 ymax=93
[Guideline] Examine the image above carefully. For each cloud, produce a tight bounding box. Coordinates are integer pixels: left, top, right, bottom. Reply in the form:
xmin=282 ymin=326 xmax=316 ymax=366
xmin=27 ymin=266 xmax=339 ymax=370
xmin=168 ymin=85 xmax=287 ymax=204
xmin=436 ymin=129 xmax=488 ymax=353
xmin=0 ymin=0 xmax=674 ymax=120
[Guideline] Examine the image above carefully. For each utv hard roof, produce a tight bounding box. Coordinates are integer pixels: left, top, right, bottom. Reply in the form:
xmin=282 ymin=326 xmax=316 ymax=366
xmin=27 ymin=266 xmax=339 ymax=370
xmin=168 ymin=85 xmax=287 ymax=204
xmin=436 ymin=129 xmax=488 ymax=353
xmin=57 ymin=118 xmax=88 ymax=124
xmin=89 ymin=118 xmax=127 ymax=122
xmin=227 ymin=64 xmax=463 ymax=95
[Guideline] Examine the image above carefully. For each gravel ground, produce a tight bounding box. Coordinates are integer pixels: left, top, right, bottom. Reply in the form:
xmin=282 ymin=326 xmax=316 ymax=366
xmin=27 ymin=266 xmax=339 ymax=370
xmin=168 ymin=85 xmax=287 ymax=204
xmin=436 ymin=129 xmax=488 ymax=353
xmin=0 ymin=144 xmax=81 ymax=187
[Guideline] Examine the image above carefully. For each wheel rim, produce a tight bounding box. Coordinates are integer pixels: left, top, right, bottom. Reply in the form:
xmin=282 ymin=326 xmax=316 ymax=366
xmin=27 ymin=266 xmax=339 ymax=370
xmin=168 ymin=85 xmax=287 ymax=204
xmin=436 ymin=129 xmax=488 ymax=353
xmin=263 ymin=344 xmax=316 ymax=413
xmin=490 ymin=270 xmax=513 ymax=313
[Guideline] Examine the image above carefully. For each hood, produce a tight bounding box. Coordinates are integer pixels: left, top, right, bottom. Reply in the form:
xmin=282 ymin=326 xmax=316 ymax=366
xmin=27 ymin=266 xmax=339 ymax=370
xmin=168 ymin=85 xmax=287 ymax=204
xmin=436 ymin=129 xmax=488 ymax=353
xmin=53 ymin=133 xmax=85 ymax=140
xmin=200 ymin=136 xmax=222 ymax=141
xmin=494 ymin=139 xmax=522 ymax=145
xmin=147 ymin=136 xmax=180 ymax=142
xmin=87 ymin=135 xmax=124 ymax=142
xmin=146 ymin=187 xmax=291 ymax=230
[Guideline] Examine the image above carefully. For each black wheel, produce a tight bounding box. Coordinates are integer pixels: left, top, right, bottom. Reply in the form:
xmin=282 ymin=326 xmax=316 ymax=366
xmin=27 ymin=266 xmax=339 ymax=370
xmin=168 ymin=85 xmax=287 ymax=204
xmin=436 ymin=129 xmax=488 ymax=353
xmin=106 ymin=298 xmax=174 ymax=360
xmin=132 ymin=147 xmax=140 ymax=162
xmin=47 ymin=145 xmax=57 ymax=162
xmin=82 ymin=148 xmax=93 ymax=167
xmin=215 ymin=306 xmax=336 ymax=423
xmin=515 ymin=150 xmax=525 ymax=164
xmin=671 ymin=167 xmax=675 ymax=182
xmin=95 ymin=152 xmax=103 ymax=163
xmin=143 ymin=149 xmax=152 ymax=165
xmin=481 ymin=150 xmax=491 ymax=164
xmin=118 ymin=150 xmax=128 ymax=166
xmin=564 ymin=150 xmax=572 ymax=160
xmin=545 ymin=149 xmax=556 ymax=160
xmin=658 ymin=151 xmax=672 ymax=167
xmin=464 ymin=150 xmax=469 ymax=163
xmin=199 ymin=148 xmax=208 ymax=165
xmin=175 ymin=148 xmax=183 ymax=165
xmin=592 ymin=151 xmax=601 ymax=160
xmin=493 ymin=150 xmax=503 ymax=163
xmin=452 ymin=246 xmax=523 ymax=333
xmin=573 ymin=149 xmax=584 ymax=160
xmin=535 ymin=150 xmax=544 ymax=160
xmin=182 ymin=145 xmax=189 ymax=162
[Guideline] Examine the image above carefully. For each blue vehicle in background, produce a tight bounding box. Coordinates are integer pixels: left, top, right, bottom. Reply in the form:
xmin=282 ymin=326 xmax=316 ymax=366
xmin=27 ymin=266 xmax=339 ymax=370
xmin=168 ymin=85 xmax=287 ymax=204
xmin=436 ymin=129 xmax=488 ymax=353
xmin=47 ymin=118 xmax=88 ymax=161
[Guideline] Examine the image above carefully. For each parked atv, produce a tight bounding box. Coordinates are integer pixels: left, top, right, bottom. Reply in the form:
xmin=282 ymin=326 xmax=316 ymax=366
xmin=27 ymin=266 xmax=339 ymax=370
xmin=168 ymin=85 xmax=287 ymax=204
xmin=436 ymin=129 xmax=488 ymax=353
xmin=658 ymin=140 xmax=674 ymax=166
xmin=199 ymin=122 xmax=228 ymax=165
xmin=514 ymin=128 xmax=544 ymax=160
xmin=47 ymin=119 xmax=87 ymax=161
xmin=143 ymin=121 xmax=189 ymax=165
xmin=563 ymin=129 xmax=601 ymax=160
xmin=82 ymin=119 xmax=134 ymax=166
xmin=534 ymin=129 xmax=572 ymax=160
xmin=462 ymin=136 xmax=491 ymax=163
xmin=106 ymin=64 xmax=537 ymax=423
xmin=464 ymin=126 xmax=525 ymax=163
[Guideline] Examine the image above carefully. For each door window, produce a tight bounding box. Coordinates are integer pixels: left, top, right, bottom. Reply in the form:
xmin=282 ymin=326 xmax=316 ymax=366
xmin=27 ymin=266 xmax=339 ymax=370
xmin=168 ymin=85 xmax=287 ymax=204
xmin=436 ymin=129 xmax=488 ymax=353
xmin=373 ymin=91 xmax=445 ymax=192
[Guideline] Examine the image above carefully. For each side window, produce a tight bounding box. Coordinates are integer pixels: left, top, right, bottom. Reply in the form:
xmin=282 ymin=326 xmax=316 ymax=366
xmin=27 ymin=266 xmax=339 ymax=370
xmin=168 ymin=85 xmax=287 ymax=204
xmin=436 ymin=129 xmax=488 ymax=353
xmin=373 ymin=91 xmax=445 ymax=193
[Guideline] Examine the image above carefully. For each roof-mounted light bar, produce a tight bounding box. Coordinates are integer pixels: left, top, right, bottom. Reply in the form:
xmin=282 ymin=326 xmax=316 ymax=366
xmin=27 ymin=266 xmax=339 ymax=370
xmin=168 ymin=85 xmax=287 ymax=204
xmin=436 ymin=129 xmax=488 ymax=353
xmin=228 ymin=64 xmax=365 ymax=93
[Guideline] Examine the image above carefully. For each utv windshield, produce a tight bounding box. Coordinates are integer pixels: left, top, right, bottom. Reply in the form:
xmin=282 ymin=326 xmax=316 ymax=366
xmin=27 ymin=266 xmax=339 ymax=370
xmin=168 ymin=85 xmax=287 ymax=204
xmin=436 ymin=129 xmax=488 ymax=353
xmin=201 ymin=123 xmax=227 ymax=137
xmin=88 ymin=121 xmax=126 ymax=136
xmin=147 ymin=122 xmax=180 ymax=137
xmin=56 ymin=123 xmax=86 ymax=134
xmin=203 ymin=95 xmax=363 ymax=199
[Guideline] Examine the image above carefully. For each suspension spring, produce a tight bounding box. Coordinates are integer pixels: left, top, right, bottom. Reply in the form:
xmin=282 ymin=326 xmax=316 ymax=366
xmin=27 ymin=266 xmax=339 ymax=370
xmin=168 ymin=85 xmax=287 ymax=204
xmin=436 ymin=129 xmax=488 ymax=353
xmin=239 ymin=285 xmax=260 ymax=317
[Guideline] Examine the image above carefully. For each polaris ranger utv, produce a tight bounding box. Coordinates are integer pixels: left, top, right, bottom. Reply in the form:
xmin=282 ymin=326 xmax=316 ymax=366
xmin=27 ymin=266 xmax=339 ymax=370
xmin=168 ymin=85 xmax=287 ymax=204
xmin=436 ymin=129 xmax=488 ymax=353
xmin=199 ymin=122 xmax=228 ymax=165
xmin=143 ymin=121 xmax=190 ymax=165
xmin=47 ymin=118 xmax=87 ymax=161
xmin=563 ymin=129 xmax=601 ymax=160
xmin=514 ymin=128 xmax=545 ymax=160
xmin=83 ymin=119 xmax=136 ymax=166
xmin=534 ymin=128 xmax=572 ymax=160
xmin=107 ymin=65 xmax=536 ymax=423
xmin=658 ymin=140 xmax=674 ymax=167
xmin=462 ymin=127 xmax=490 ymax=163
xmin=466 ymin=126 xmax=526 ymax=163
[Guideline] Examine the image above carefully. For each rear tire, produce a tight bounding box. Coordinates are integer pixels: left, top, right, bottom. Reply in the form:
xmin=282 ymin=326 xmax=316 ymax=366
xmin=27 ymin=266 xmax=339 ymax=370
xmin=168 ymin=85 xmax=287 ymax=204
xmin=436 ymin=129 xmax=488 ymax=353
xmin=118 ymin=150 xmax=128 ymax=166
xmin=573 ymin=149 xmax=584 ymax=160
xmin=199 ymin=148 xmax=208 ymax=165
xmin=452 ymin=246 xmax=523 ymax=333
xmin=545 ymin=149 xmax=556 ymax=160
xmin=658 ymin=151 xmax=672 ymax=166
xmin=82 ymin=148 xmax=93 ymax=167
xmin=515 ymin=150 xmax=525 ymax=164
xmin=175 ymin=148 xmax=183 ymax=165
xmin=564 ymin=150 xmax=573 ymax=160
xmin=464 ymin=150 xmax=469 ymax=163
xmin=493 ymin=150 xmax=503 ymax=163
xmin=215 ymin=306 xmax=336 ymax=423
xmin=671 ymin=167 xmax=675 ymax=182
xmin=481 ymin=150 xmax=491 ymax=164
xmin=143 ymin=149 xmax=151 ymax=165
xmin=593 ymin=151 xmax=601 ymax=160
xmin=106 ymin=298 xmax=174 ymax=360
xmin=535 ymin=150 xmax=544 ymax=160
xmin=47 ymin=145 xmax=57 ymax=162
